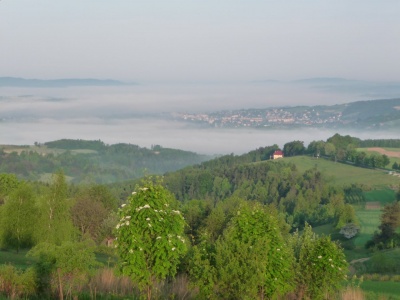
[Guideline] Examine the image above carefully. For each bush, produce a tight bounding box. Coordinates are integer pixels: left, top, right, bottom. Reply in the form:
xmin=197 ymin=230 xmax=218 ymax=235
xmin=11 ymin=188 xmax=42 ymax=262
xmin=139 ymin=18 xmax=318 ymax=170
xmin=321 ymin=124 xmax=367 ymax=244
xmin=0 ymin=264 xmax=36 ymax=299
xmin=341 ymin=239 xmax=356 ymax=250
xmin=367 ymin=253 xmax=398 ymax=274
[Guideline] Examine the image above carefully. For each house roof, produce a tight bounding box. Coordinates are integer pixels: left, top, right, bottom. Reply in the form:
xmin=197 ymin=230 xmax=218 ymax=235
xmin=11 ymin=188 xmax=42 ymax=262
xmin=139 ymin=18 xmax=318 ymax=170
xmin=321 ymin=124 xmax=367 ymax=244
xmin=273 ymin=150 xmax=283 ymax=155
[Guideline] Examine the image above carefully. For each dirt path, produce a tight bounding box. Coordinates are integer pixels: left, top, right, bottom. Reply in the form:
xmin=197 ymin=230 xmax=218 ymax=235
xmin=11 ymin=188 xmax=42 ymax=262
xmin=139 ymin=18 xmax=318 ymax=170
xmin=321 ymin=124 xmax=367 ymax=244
xmin=367 ymin=147 xmax=400 ymax=158
xmin=350 ymin=257 xmax=371 ymax=264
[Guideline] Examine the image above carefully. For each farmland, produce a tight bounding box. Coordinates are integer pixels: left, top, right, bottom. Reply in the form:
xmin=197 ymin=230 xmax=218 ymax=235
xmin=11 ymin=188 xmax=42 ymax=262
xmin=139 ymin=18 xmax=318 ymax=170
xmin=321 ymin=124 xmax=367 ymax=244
xmin=280 ymin=155 xmax=400 ymax=188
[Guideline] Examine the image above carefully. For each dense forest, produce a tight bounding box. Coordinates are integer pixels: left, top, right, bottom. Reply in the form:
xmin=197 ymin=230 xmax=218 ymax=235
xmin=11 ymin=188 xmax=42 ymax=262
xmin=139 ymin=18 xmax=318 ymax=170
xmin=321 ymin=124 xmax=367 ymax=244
xmin=0 ymin=134 xmax=400 ymax=299
xmin=0 ymin=139 xmax=212 ymax=183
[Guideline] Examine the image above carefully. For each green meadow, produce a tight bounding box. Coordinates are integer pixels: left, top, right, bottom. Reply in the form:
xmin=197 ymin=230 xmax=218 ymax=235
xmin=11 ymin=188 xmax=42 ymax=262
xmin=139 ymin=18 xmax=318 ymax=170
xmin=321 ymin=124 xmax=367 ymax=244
xmin=281 ymin=156 xmax=400 ymax=187
xmin=361 ymin=281 xmax=400 ymax=300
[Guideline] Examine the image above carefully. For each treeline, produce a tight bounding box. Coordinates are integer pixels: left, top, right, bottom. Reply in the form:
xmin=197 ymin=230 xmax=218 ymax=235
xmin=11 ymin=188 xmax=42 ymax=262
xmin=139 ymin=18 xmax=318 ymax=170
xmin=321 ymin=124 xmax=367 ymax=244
xmin=44 ymin=139 xmax=107 ymax=151
xmin=0 ymin=172 xmax=123 ymax=299
xmin=114 ymin=180 xmax=348 ymax=300
xmin=306 ymin=134 xmax=392 ymax=168
xmin=2 ymin=135 xmax=399 ymax=185
xmin=0 ymin=172 xmax=119 ymax=250
xmin=0 ymin=140 xmax=212 ymax=183
xmin=359 ymin=139 xmax=400 ymax=148
xmin=0 ymin=175 xmax=349 ymax=299
xmin=164 ymin=159 xmax=357 ymax=230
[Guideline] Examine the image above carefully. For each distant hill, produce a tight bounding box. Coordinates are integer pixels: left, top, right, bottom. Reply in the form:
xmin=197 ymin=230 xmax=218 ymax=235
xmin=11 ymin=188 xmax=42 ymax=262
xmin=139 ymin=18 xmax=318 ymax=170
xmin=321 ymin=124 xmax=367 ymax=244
xmin=0 ymin=77 xmax=131 ymax=87
xmin=0 ymin=139 xmax=212 ymax=183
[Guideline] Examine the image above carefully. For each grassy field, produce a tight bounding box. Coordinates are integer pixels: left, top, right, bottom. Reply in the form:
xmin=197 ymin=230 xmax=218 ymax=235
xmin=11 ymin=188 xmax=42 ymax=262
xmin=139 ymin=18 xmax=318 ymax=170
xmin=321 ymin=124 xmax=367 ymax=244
xmin=361 ymin=281 xmax=400 ymax=299
xmin=0 ymin=249 xmax=36 ymax=270
xmin=0 ymin=248 xmax=114 ymax=270
xmin=311 ymin=189 xmax=396 ymax=261
xmin=281 ymin=156 xmax=400 ymax=188
xmin=353 ymin=189 xmax=396 ymax=248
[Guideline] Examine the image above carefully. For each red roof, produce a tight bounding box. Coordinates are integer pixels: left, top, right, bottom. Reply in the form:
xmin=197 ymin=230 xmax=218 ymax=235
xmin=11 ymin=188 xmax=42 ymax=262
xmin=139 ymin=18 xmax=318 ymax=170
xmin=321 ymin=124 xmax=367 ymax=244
xmin=273 ymin=150 xmax=283 ymax=155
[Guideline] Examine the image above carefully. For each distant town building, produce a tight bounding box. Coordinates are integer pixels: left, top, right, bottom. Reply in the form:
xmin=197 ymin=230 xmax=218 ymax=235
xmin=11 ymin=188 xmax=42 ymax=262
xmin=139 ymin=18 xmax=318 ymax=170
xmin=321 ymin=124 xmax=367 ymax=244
xmin=272 ymin=150 xmax=284 ymax=159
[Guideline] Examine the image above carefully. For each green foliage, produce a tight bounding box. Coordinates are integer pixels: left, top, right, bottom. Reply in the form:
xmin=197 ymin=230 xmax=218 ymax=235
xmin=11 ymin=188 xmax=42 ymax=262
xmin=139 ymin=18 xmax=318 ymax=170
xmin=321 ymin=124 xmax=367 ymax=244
xmin=307 ymin=140 xmax=325 ymax=156
xmin=283 ymin=140 xmax=305 ymax=157
xmin=28 ymin=241 xmax=98 ymax=299
xmin=360 ymin=139 xmax=400 ymax=148
xmin=71 ymin=195 xmax=109 ymax=242
xmin=0 ymin=173 xmax=20 ymax=204
xmin=327 ymin=133 xmax=360 ymax=150
xmin=35 ymin=171 xmax=76 ymax=245
xmin=361 ymin=280 xmax=400 ymax=300
xmin=44 ymin=139 xmax=106 ymax=151
xmin=367 ymin=252 xmax=400 ymax=274
xmin=290 ymin=224 xmax=348 ymax=299
xmin=344 ymin=184 xmax=366 ymax=204
xmin=336 ymin=204 xmax=357 ymax=229
xmin=0 ymin=182 xmax=38 ymax=251
xmin=187 ymin=236 xmax=216 ymax=298
xmin=370 ymin=201 xmax=400 ymax=249
xmin=397 ymin=185 xmax=400 ymax=202
xmin=182 ymin=199 xmax=211 ymax=240
xmin=189 ymin=202 xmax=294 ymax=299
xmin=0 ymin=140 xmax=212 ymax=183
xmin=70 ymin=184 xmax=118 ymax=243
xmin=0 ymin=264 xmax=36 ymax=299
xmin=216 ymin=202 xmax=294 ymax=299
xmin=284 ymin=155 xmax=400 ymax=187
xmin=115 ymin=177 xmax=187 ymax=298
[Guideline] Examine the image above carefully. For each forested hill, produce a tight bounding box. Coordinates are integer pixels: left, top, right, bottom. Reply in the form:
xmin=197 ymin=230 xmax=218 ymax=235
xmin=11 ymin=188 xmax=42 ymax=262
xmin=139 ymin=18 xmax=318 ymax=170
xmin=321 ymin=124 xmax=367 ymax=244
xmin=163 ymin=145 xmax=345 ymax=229
xmin=160 ymin=133 xmax=400 ymax=227
xmin=0 ymin=139 xmax=212 ymax=183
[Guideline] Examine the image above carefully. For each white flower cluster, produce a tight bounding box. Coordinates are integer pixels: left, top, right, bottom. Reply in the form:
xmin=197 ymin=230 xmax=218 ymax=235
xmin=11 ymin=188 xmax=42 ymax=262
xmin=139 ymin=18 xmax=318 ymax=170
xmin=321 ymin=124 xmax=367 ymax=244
xmin=116 ymin=215 xmax=132 ymax=229
xmin=136 ymin=204 xmax=151 ymax=212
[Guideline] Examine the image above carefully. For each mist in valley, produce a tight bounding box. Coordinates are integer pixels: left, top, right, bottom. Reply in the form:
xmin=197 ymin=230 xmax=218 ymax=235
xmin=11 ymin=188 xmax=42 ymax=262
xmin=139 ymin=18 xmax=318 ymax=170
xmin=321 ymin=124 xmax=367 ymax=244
xmin=1 ymin=81 xmax=400 ymax=155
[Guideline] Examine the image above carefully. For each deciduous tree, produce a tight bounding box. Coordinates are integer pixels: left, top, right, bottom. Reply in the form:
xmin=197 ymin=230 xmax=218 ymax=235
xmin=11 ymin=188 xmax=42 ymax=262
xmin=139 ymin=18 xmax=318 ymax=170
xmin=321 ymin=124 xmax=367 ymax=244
xmin=290 ymin=224 xmax=348 ymax=299
xmin=115 ymin=177 xmax=187 ymax=300
xmin=211 ymin=202 xmax=294 ymax=299
xmin=0 ymin=182 xmax=37 ymax=251
xmin=35 ymin=171 xmax=75 ymax=245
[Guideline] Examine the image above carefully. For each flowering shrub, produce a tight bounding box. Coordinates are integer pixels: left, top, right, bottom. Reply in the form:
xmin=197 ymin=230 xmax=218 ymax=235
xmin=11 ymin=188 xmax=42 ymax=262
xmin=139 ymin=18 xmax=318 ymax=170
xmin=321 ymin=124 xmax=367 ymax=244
xmin=290 ymin=224 xmax=348 ymax=299
xmin=115 ymin=177 xmax=187 ymax=299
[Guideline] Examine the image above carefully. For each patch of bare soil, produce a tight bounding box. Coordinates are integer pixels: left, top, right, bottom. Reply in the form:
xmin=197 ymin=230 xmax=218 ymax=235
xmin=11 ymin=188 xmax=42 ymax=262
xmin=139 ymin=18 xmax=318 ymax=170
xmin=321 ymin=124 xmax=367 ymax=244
xmin=365 ymin=202 xmax=381 ymax=210
xmin=367 ymin=147 xmax=400 ymax=158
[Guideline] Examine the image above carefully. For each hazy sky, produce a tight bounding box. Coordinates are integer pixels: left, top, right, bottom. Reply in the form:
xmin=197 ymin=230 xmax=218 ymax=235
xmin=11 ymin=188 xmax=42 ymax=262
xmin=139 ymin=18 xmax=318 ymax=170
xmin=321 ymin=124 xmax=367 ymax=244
xmin=1 ymin=1 xmax=400 ymax=83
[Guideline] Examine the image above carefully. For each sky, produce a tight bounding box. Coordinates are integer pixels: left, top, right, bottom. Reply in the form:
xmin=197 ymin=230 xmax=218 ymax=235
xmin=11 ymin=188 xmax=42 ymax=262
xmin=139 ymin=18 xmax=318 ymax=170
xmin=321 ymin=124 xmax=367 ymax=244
xmin=1 ymin=0 xmax=400 ymax=83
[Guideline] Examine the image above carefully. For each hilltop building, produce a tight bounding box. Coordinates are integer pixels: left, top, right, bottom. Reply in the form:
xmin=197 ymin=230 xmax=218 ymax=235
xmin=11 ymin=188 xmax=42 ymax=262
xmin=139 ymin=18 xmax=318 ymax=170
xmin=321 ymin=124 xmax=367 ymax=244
xmin=272 ymin=150 xmax=284 ymax=160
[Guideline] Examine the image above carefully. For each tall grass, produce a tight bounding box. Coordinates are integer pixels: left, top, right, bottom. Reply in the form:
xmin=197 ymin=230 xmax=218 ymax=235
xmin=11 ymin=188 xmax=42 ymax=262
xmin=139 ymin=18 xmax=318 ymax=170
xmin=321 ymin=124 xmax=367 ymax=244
xmin=341 ymin=287 xmax=365 ymax=300
xmin=89 ymin=268 xmax=138 ymax=298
